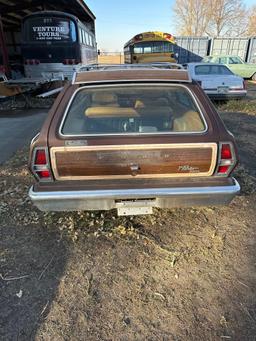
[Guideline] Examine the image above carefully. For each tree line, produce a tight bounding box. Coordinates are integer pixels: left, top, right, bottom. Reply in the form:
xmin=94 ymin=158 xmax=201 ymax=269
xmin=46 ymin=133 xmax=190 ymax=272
xmin=173 ymin=0 xmax=256 ymax=36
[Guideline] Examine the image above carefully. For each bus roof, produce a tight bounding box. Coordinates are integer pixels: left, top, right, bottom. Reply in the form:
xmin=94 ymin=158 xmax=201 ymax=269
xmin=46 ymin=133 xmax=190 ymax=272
xmin=22 ymin=11 xmax=81 ymax=24
xmin=124 ymin=31 xmax=176 ymax=48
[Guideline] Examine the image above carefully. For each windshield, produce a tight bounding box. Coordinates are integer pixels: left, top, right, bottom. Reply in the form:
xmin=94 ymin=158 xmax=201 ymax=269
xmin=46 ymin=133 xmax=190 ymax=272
xmin=195 ymin=65 xmax=233 ymax=75
xmin=133 ymin=41 xmax=174 ymax=54
xmin=61 ymin=85 xmax=206 ymax=135
xmin=229 ymin=56 xmax=243 ymax=64
xmin=23 ymin=16 xmax=77 ymax=42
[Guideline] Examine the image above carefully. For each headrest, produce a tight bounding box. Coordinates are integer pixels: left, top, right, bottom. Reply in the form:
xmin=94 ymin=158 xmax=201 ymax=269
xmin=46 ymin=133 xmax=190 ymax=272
xmin=92 ymin=92 xmax=118 ymax=104
xmin=173 ymin=111 xmax=204 ymax=132
xmin=85 ymin=107 xmax=139 ymax=118
xmin=135 ymin=98 xmax=169 ymax=109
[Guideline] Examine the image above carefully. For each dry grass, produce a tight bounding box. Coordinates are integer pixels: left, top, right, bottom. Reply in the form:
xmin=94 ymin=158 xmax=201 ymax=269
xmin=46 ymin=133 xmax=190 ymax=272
xmin=1 ymin=90 xmax=256 ymax=340
xmin=98 ymin=54 xmax=124 ymax=64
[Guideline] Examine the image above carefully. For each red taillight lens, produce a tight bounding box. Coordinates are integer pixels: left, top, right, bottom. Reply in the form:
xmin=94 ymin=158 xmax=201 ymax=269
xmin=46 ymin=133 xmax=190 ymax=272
xmin=32 ymin=148 xmax=52 ymax=181
xmin=221 ymin=144 xmax=232 ymax=159
xmin=37 ymin=170 xmax=50 ymax=178
xmin=217 ymin=165 xmax=229 ymax=174
xmin=215 ymin=142 xmax=237 ymax=176
xmin=35 ymin=149 xmax=46 ymax=165
xmin=63 ymin=59 xmax=76 ymax=65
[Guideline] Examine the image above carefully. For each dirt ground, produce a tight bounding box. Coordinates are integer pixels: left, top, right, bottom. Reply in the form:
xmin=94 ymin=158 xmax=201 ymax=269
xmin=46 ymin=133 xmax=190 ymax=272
xmin=1 ymin=85 xmax=256 ymax=341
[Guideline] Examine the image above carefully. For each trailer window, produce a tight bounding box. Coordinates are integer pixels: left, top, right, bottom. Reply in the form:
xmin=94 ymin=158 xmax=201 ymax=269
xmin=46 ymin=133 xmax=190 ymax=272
xmin=61 ymin=85 xmax=206 ymax=136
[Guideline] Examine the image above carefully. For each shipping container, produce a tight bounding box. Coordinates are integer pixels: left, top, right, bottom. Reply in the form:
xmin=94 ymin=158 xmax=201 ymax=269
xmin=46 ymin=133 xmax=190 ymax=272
xmin=210 ymin=37 xmax=250 ymax=61
xmin=247 ymin=37 xmax=256 ymax=63
xmin=174 ymin=37 xmax=210 ymax=64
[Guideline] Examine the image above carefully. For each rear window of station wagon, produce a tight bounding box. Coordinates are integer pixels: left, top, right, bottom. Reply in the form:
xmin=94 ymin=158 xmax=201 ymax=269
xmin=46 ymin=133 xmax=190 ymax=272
xmin=61 ymin=85 xmax=206 ymax=135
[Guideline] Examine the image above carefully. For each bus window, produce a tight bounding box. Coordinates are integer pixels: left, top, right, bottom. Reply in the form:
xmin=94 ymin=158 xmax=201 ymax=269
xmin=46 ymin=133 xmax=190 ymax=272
xmin=23 ymin=17 xmax=77 ymax=42
xmin=152 ymin=42 xmax=164 ymax=53
xmin=85 ymin=32 xmax=88 ymax=45
xmin=79 ymin=28 xmax=83 ymax=43
xmin=82 ymin=30 xmax=86 ymax=44
xmin=144 ymin=46 xmax=152 ymax=53
xmin=89 ymin=35 xmax=93 ymax=46
xmin=134 ymin=45 xmax=143 ymax=54
xmin=70 ymin=21 xmax=76 ymax=42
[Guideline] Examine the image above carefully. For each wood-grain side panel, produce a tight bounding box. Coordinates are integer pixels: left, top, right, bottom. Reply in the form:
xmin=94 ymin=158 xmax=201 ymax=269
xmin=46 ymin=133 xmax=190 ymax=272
xmin=50 ymin=143 xmax=217 ymax=180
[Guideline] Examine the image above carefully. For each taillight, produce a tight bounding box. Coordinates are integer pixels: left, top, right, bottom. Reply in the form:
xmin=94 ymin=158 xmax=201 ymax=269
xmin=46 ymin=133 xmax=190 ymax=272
xmin=35 ymin=149 xmax=47 ymax=165
xmin=32 ymin=148 xmax=52 ymax=181
xmin=221 ymin=143 xmax=232 ymax=159
xmin=63 ymin=59 xmax=78 ymax=65
xmin=25 ymin=59 xmax=40 ymax=65
xmin=215 ymin=142 xmax=237 ymax=176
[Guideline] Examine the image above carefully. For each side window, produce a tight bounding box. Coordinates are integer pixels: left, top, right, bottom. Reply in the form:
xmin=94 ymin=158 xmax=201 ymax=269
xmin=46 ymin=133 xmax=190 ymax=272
xmin=70 ymin=21 xmax=77 ymax=42
xmin=143 ymin=46 xmax=152 ymax=53
xmin=219 ymin=57 xmax=227 ymax=64
xmin=79 ymin=28 xmax=83 ymax=43
xmin=85 ymin=32 xmax=89 ymax=45
xmin=82 ymin=31 xmax=86 ymax=44
xmin=134 ymin=46 xmax=143 ymax=53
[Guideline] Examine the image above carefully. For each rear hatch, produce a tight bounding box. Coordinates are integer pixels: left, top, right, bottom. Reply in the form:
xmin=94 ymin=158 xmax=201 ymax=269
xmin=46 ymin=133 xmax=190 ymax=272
xmin=49 ymin=82 xmax=218 ymax=181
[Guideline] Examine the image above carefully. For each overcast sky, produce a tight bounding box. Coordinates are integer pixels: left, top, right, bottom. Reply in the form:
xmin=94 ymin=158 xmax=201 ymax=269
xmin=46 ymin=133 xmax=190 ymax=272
xmin=85 ymin=0 xmax=255 ymax=52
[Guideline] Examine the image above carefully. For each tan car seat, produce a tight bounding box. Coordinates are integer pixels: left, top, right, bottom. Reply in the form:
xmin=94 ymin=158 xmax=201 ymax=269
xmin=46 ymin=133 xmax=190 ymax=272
xmin=173 ymin=111 xmax=204 ymax=132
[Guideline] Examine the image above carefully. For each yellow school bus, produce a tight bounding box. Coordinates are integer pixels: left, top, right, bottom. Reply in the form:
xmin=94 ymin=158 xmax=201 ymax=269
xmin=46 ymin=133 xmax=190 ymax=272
xmin=124 ymin=31 xmax=177 ymax=64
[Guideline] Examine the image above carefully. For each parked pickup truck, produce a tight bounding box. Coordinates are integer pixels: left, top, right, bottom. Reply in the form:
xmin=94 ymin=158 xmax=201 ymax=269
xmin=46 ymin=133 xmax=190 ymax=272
xmin=28 ymin=64 xmax=240 ymax=216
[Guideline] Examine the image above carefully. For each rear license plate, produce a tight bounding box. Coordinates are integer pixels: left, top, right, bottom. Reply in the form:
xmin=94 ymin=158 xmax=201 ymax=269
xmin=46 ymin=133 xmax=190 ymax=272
xmin=116 ymin=199 xmax=155 ymax=216
xmin=217 ymin=86 xmax=229 ymax=94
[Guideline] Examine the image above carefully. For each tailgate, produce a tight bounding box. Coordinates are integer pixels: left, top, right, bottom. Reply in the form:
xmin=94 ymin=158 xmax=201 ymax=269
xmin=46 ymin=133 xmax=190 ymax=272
xmin=50 ymin=143 xmax=217 ymax=180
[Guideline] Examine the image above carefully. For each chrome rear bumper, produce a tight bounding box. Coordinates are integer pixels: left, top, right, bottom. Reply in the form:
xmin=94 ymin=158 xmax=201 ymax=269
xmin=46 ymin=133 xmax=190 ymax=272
xmin=29 ymin=178 xmax=240 ymax=212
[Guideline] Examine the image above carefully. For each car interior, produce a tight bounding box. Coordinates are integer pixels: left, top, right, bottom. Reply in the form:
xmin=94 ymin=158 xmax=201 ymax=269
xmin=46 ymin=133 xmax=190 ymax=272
xmin=62 ymin=86 xmax=205 ymax=135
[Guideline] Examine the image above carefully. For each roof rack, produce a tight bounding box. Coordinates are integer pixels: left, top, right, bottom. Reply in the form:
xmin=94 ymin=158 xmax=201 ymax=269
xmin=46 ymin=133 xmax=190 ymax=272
xmin=73 ymin=63 xmax=191 ymax=84
xmin=79 ymin=63 xmax=184 ymax=72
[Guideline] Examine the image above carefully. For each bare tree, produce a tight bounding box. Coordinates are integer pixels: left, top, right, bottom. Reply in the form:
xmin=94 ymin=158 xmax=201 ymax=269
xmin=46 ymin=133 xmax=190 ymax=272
xmin=207 ymin=0 xmax=248 ymax=36
xmin=173 ymin=0 xmax=248 ymax=37
xmin=173 ymin=0 xmax=210 ymax=36
xmin=247 ymin=6 xmax=256 ymax=36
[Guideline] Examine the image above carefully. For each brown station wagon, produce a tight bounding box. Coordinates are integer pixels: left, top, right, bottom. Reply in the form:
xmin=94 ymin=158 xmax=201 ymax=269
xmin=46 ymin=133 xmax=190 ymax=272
xmin=28 ymin=64 xmax=240 ymax=216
